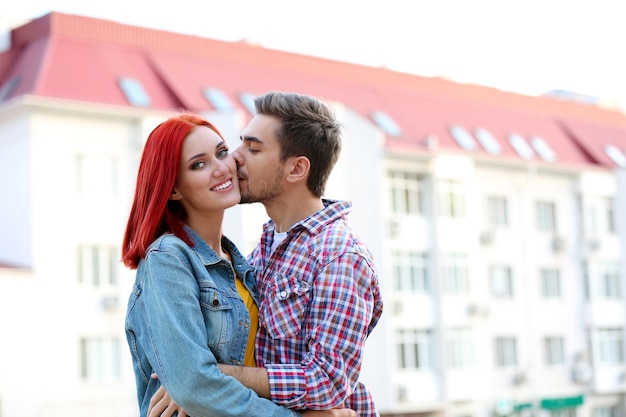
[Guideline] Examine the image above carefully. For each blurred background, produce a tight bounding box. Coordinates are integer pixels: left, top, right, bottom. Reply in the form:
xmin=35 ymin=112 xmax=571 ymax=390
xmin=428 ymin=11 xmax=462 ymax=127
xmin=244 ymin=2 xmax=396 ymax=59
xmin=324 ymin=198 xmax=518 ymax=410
xmin=1 ymin=1 xmax=626 ymax=416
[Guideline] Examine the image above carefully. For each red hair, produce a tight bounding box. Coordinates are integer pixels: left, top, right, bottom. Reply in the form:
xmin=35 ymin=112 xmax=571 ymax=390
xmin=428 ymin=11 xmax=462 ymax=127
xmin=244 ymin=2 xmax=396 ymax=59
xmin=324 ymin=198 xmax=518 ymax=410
xmin=122 ymin=114 xmax=224 ymax=269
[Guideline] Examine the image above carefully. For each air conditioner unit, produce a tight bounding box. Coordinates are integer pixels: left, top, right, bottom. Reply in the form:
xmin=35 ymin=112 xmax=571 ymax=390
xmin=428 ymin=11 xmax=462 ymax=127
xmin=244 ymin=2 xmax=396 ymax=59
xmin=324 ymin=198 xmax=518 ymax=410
xmin=466 ymin=302 xmax=489 ymax=317
xmin=511 ymin=371 xmax=526 ymax=385
xmin=571 ymin=363 xmax=592 ymax=384
xmin=480 ymin=229 xmax=494 ymax=245
xmin=393 ymin=301 xmax=403 ymax=315
xmin=101 ymin=295 xmax=119 ymax=311
xmin=388 ymin=219 xmax=401 ymax=238
xmin=552 ymin=235 xmax=566 ymax=253
xmin=588 ymin=238 xmax=601 ymax=252
xmin=397 ymin=385 xmax=408 ymax=402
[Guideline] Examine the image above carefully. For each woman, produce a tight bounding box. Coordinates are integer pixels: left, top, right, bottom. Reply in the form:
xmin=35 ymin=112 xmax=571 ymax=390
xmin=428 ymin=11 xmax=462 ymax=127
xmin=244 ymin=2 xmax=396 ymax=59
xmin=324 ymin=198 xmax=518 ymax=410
xmin=122 ymin=114 xmax=354 ymax=417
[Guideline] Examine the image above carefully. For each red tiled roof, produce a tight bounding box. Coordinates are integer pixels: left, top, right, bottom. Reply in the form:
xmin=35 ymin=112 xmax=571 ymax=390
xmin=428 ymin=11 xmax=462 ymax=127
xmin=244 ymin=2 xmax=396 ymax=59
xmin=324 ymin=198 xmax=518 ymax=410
xmin=2 ymin=12 xmax=626 ymax=169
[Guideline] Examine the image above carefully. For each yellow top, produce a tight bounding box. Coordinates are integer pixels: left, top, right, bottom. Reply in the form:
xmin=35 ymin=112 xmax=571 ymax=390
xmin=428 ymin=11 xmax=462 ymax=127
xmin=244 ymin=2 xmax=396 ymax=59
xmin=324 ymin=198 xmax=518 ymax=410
xmin=234 ymin=270 xmax=259 ymax=366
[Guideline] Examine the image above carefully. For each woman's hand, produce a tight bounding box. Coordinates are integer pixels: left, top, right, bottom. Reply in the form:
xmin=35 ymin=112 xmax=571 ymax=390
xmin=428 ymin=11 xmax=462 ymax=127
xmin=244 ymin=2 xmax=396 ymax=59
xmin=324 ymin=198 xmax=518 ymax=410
xmin=148 ymin=383 xmax=187 ymax=417
xmin=148 ymin=373 xmax=355 ymax=417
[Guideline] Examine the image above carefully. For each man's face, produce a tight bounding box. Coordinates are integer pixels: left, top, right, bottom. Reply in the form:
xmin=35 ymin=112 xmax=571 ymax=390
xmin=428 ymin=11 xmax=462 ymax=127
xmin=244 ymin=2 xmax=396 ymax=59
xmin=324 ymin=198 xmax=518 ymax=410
xmin=233 ymin=114 xmax=285 ymax=204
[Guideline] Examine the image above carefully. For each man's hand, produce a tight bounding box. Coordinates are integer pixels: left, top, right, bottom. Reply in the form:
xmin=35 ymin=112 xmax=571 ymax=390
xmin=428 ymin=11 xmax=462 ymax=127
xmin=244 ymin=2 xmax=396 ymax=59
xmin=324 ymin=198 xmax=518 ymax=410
xmin=148 ymin=374 xmax=187 ymax=417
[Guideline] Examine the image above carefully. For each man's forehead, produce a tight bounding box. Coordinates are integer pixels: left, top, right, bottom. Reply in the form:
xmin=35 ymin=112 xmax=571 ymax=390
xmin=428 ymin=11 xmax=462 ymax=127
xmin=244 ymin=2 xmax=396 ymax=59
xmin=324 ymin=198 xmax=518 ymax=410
xmin=241 ymin=115 xmax=280 ymax=144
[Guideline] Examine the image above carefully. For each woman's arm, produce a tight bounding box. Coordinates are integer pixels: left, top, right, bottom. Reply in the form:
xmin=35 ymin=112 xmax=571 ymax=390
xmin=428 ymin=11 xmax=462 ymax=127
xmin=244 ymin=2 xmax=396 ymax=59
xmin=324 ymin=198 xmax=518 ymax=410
xmin=148 ymin=384 xmax=357 ymax=417
xmin=133 ymin=246 xmax=300 ymax=417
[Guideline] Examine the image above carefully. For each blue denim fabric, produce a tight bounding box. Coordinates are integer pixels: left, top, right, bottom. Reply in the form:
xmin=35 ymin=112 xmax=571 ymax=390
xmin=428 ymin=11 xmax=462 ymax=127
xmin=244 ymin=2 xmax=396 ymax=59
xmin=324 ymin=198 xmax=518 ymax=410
xmin=125 ymin=226 xmax=299 ymax=417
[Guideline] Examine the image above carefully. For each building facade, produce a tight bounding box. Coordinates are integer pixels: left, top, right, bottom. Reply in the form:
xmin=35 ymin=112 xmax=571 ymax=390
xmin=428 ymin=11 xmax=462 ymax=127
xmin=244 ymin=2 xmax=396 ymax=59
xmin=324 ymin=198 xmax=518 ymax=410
xmin=1 ymin=12 xmax=626 ymax=417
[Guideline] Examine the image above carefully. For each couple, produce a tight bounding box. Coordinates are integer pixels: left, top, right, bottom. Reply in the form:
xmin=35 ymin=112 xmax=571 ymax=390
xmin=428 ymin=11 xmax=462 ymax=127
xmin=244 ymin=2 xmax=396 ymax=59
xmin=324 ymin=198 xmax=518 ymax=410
xmin=122 ymin=91 xmax=383 ymax=417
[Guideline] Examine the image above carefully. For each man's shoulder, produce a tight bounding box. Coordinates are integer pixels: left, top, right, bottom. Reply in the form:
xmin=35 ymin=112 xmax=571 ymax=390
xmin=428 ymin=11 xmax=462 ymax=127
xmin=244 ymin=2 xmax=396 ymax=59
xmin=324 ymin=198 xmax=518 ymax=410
xmin=305 ymin=220 xmax=373 ymax=260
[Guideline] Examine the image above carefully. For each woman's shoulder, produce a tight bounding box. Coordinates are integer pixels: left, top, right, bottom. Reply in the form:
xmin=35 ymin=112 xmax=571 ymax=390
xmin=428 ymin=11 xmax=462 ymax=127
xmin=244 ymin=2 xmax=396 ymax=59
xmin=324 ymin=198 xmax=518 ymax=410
xmin=147 ymin=233 xmax=189 ymax=254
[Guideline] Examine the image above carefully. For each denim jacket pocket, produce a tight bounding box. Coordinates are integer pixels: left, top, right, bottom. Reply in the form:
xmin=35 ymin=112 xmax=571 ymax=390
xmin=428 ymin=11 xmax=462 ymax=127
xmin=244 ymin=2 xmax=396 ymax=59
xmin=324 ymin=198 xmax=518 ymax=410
xmin=199 ymin=284 xmax=233 ymax=360
xmin=260 ymin=275 xmax=311 ymax=340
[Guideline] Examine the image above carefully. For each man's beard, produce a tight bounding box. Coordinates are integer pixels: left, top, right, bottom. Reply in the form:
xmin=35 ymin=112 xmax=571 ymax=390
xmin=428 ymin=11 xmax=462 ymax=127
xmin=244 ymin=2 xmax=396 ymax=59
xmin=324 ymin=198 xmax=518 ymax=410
xmin=239 ymin=166 xmax=284 ymax=204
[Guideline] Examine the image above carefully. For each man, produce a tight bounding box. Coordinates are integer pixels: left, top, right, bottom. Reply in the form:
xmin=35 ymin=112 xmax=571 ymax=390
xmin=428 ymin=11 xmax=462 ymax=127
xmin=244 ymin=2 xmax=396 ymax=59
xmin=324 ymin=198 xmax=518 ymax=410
xmin=221 ymin=91 xmax=383 ymax=416
xmin=151 ymin=91 xmax=383 ymax=416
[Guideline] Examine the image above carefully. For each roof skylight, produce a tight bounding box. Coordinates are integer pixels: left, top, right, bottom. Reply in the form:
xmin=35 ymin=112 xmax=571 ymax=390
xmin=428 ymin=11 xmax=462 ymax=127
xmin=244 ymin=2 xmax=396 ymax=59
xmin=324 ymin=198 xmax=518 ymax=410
xmin=118 ymin=77 xmax=151 ymax=107
xmin=531 ymin=136 xmax=556 ymax=161
xmin=605 ymin=145 xmax=626 ymax=167
xmin=508 ymin=133 xmax=535 ymax=159
xmin=239 ymin=92 xmax=257 ymax=116
xmin=0 ymin=76 xmax=20 ymax=102
xmin=474 ymin=128 xmax=501 ymax=154
xmin=449 ymin=125 xmax=477 ymax=150
xmin=203 ymin=88 xmax=234 ymax=111
xmin=371 ymin=111 xmax=402 ymax=137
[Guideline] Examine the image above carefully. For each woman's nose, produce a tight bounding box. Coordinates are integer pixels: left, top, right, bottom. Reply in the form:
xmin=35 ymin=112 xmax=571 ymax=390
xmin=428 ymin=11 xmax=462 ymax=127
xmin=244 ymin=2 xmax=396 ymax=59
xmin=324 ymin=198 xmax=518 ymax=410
xmin=214 ymin=158 xmax=231 ymax=176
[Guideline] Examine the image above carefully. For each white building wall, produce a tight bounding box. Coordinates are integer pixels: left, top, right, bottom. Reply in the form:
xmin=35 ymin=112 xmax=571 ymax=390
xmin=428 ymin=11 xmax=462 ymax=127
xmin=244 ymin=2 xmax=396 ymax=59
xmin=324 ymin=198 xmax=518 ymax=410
xmin=1 ymin=96 xmax=626 ymax=417
xmin=0 ymin=105 xmax=32 ymax=267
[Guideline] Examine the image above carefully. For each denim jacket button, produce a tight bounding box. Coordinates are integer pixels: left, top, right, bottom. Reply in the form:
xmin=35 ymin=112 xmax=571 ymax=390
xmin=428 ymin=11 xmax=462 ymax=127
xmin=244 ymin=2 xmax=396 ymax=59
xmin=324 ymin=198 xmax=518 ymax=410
xmin=212 ymin=299 xmax=219 ymax=306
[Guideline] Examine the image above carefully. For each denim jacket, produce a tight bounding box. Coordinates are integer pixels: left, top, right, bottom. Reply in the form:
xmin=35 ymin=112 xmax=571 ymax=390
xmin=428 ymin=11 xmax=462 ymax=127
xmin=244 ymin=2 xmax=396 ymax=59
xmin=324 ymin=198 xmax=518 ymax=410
xmin=125 ymin=226 xmax=299 ymax=417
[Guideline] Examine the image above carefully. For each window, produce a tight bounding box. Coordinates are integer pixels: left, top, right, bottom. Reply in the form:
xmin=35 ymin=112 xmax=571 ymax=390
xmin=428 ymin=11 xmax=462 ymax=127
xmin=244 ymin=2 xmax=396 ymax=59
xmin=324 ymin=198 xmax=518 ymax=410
xmin=594 ymin=328 xmax=623 ymax=364
xmin=238 ymin=92 xmax=257 ymax=115
xmin=604 ymin=145 xmax=626 ymax=168
xmin=531 ymin=136 xmax=556 ymax=161
xmin=446 ymin=327 xmax=475 ymax=369
xmin=494 ymin=336 xmax=517 ymax=367
xmin=442 ymin=253 xmax=469 ymax=294
xmin=490 ymin=266 xmax=513 ymax=298
xmin=508 ymin=133 xmax=535 ymax=159
xmin=80 ymin=337 xmax=121 ymax=381
xmin=118 ymin=77 xmax=151 ymax=107
xmin=586 ymin=197 xmax=615 ymax=235
xmin=389 ymin=171 xmax=423 ymax=215
xmin=536 ymin=201 xmax=557 ymax=232
xmin=203 ymin=87 xmax=234 ymax=111
xmin=544 ymin=336 xmax=565 ymax=365
xmin=76 ymin=154 xmax=119 ymax=200
xmin=0 ymin=76 xmax=20 ymax=101
xmin=485 ymin=195 xmax=509 ymax=227
xmin=474 ymin=128 xmax=501 ymax=154
xmin=586 ymin=262 xmax=620 ymax=299
xmin=372 ymin=111 xmax=402 ymax=137
xmin=438 ymin=180 xmax=466 ymax=219
xmin=549 ymin=410 xmax=576 ymax=417
xmin=392 ymin=250 xmax=429 ymax=293
xmin=78 ymin=246 xmax=119 ymax=288
xmin=449 ymin=125 xmax=477 ymax=151
xmin=592 ymin=405 xmax=619 ymax=417
xmin=541 ymin=268 xmax=561 ymax=298
xmin=396 ymin=328 xmax=433 ymax=369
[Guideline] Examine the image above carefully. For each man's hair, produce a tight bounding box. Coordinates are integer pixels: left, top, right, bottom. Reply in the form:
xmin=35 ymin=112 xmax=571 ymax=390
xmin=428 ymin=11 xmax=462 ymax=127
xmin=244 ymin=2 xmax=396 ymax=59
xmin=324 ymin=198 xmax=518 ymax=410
xmin=254 ymin=91 xmax=342 ymax=197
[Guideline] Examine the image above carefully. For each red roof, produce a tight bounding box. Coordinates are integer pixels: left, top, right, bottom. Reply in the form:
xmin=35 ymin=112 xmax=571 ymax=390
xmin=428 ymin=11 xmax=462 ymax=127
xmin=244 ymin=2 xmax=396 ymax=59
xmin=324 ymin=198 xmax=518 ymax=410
xmin=2 ymin=12 xmax=626 ymax=169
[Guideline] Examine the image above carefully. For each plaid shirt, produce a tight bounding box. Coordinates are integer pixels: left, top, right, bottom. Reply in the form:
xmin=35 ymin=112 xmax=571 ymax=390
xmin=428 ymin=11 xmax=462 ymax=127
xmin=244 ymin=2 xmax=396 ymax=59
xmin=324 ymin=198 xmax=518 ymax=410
xmin=250 ymin=199 xmax=383 ymax=417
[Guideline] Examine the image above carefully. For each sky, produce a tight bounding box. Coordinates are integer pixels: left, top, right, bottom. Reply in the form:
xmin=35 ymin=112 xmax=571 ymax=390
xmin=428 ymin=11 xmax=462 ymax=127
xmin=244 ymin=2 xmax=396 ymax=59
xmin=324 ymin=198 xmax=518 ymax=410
xmin=2 ymin=0 xmax=626 ymax=108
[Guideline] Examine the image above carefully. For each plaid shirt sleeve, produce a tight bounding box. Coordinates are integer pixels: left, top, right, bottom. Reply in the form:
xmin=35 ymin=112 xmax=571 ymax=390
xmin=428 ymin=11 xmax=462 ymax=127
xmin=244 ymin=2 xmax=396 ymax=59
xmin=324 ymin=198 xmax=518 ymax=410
xmin=264 ymin=251 xmax=380 ymax=410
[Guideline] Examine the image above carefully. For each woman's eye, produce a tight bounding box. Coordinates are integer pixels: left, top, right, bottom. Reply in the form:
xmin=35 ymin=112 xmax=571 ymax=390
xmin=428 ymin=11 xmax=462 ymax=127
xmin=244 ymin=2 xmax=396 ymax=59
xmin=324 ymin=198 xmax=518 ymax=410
xmin=217 ymin=148 xmax=229 ymax=158
xmin=192 ymin=161 xmax=205 ymax=170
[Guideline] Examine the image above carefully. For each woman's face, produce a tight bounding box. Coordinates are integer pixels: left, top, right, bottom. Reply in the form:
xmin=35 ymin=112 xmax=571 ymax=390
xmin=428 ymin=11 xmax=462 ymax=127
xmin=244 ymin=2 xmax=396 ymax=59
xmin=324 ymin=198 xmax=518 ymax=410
xmin=170 ymin=125 xmax=240 ymax=218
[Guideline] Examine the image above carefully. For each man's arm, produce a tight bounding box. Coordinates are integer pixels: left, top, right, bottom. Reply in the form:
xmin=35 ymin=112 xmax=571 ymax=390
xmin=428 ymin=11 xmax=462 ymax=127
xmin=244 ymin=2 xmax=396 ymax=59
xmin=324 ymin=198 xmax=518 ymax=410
xmin=258 ymin=252 xmax=382 ymax=410
xmin=218 ymin=363 xmax=271 ymax=399
xmin=148 ymin=377 xmax=357 ymax=417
